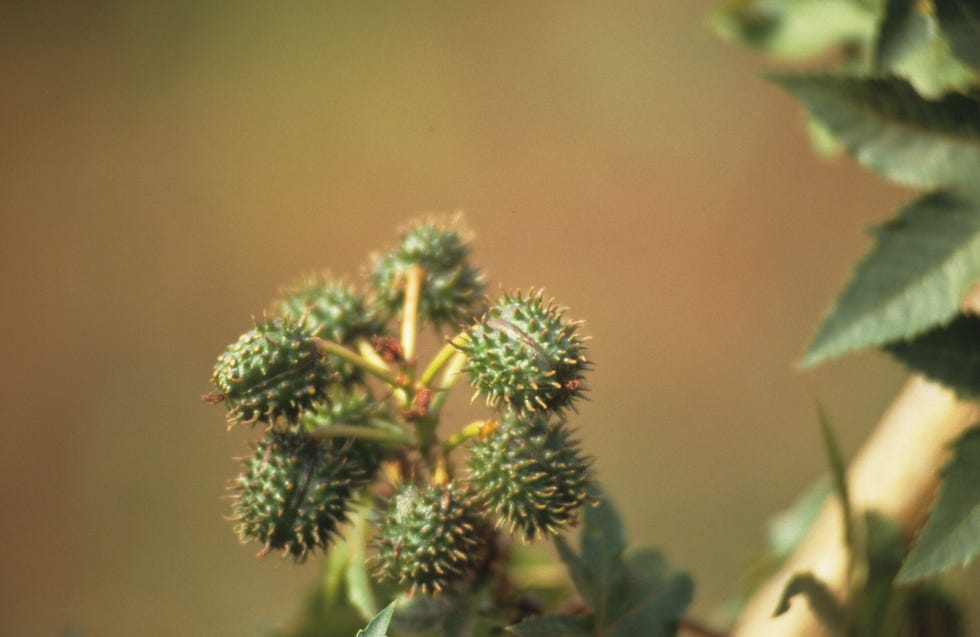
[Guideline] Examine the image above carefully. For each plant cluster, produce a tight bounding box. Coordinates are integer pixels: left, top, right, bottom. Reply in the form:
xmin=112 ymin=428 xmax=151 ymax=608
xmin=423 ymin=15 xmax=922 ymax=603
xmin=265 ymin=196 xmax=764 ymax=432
xmin=206 ymin=219 xmax=693 ymax=635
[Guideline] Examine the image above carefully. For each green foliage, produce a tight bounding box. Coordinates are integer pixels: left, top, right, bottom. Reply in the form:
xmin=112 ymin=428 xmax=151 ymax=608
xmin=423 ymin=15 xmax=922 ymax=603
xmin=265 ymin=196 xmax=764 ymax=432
xmin=467 ymin=413 xmax=592 ymax=541
xmin=887 ymin=314 xmax=980 ymax=397
xmin=711 ymin=0 xmax=877 ymax=60
xmin=801 ymin=191 xmax=980 ymax=367
xmin=875 ymin=0 xmax=976 ymax=96
xmin=461 ymin=290 xmax=590 ymax=415
xmin=934 ymin=0 xmax=980 ymax=71
xmin=817 ymin=404 xmax=854 ymax=550
xmin=510 ymin=494 xmax=693 ymax=637
xmin=771 ymin=75 xmax=980 ymax=191
xmin=355 ymin=602 xmax=396 ymax=637
xmin=774 ymin=573 xmax=845 ymax=635
xmin=211 ymin=317 xmax=335 ymax=425
xmin=898 ymin=426 xmax=980 ymax=582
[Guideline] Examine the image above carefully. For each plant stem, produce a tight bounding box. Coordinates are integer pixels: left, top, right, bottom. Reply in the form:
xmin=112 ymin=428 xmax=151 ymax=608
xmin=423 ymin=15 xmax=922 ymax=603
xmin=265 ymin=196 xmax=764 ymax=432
xmin=442 ymin=419 xmax=489 ymax=455
xmin=355 ymin=337 xmax=391 ymax=372
xmin=401 ymin=264 xmax=424 ymax=365
xmin=429 ymin=350 xmax=468 ymax=416
xmin=419 ymin=334 xmax=468 ymax=387
xmin=313 ymin=338 xmax=401 ymax=387
xmin=309 ymin=424 xmax=413 ymax=446
xmin=732 ymin=375 xmax=980 ymax=637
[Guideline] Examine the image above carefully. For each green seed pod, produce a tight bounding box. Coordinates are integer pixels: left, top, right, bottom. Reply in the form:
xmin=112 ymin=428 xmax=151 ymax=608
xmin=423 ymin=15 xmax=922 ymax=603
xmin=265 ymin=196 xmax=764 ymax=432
xmin=231 ymin=430 xmax=369 ymax=560
xmin=467 ymin=414 xmax=592 ymax=541
xmin=373 ymin=482 xmax=486 ymax=594
xmin=370 ymin=220 xmax=484 ymax=327
xmin=211 ymin=318 xmax=334 ymax=426
xmin=300 ymin=386 xmax=392 ymax=475
xmin=277 ymin=276 xmax=387 ymax=383
xmin=460 ymin=290 xmax=589 ymax=415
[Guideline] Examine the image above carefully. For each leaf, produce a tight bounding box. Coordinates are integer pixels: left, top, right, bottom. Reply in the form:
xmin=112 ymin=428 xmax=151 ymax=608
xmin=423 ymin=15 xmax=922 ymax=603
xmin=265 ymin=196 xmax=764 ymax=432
xmin=579 ymin=494 xmax=629 ymax=625
xmin=355 ymin=601 xmax=395 ymax=637
xmin=801 ymin=190 xmax=980 ymax=367
xmin=771 ymin=74 xmax=980 ymax=190
xmin=773 ymin=572 xmax=845 ymax=636
xmin=346 ymin=510 xmax=379 ymax=621
xmin=874 ymin=0 xmax=931 ymax=72
xmin=323 ymin=537 xmax=350 ymax=606
xmin=711 ymin=0 xmax=876 ymax=60
xmin=506 ymin=615 xmax=593 ymax=637
xmin=935 ymin=0 xmax=980 ymax=70
xmin=767 ymin=476 xmax=831 ymax=559
xmin=606 ymin=549 xmax=694 ymax=637
xmin=550 ymin=492 xmax=694 ymax=637
xmin=897 ymin=425 xmax=980 ymax=581
xmin=816 ymin=404 xmax=854 ymax=552
xmin=886 ymin=314 xmax=980 ymax=397
xmin=805 ymin=113 xmax=845 ymax=158
xmin=555 ymin=535 xmax=592 ymax=602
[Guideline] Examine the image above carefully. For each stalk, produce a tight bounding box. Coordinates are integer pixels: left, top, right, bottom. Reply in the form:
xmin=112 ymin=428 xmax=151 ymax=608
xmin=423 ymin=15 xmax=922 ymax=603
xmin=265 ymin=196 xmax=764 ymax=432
xmin=732 ymin=375 xmax=980 ymax=636
xmin=312 ymin=338 xmax=401 ymax=387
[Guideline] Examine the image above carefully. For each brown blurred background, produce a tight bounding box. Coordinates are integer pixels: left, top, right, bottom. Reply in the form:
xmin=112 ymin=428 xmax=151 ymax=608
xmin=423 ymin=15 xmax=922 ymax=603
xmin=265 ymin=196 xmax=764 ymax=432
xmin=1 ymin=2 xmax=925 ymax=635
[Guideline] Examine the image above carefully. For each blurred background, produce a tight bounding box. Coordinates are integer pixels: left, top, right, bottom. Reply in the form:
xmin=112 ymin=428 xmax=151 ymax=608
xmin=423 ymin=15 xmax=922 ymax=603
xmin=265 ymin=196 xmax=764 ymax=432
xmin=1 ymin=1 xmax=934 ymax=635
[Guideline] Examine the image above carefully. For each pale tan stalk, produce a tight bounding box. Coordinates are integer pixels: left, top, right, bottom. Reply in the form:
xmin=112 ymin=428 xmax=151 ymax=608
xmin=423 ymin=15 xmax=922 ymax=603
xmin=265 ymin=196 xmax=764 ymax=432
xmin=733 ymin=375 xmax=980 ymax=636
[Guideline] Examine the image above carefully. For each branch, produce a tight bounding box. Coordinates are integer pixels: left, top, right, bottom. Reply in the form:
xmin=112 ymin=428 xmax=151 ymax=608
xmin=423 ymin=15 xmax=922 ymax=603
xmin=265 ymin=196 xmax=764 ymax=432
xmin=732 ymin=375 xmax=980 ymax=637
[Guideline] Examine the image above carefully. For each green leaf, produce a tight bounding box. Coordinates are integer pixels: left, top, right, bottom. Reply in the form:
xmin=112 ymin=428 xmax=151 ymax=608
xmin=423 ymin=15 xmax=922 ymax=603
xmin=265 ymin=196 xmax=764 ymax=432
xmin=874 ymin=0 xmax=930 ymax=72
xmin=506 ymin=615 xmax=593 ymax=637
xmin=935 ymin=0 xmax=980 ymax=70
xmin=771 ymin=74 xmax=980 ymax=190
xmin=816 ymin=404 xmax=854 ymax=551
xmin=801 ymin=190 xmax=980 ymax=367
xmin=355 ymin=601 xmax=395 ymax=637
xmin=555 ymin=535 xmax=592 ymax=602
xmin=579 ymin=494 xmax=629 ymax=625
xmin=346 ymin=510 xmax=379 ymax=621
xmin=711 ymin=0 xmax=876 ymax=60
xmin=805 ymin=114 xmax=845 ymax=158
xmin=323 ymin=537 xmax=350 ymax=607
xmin=773 ymin=572 xmax=845 ymax=636
xmin=550 ymin=492 xmax=694 ymax=637
xmin=767 ymin=476 xmax=831 ymax=559
xmin=605 ymin=549 xmax=694 ymax=637
xmin=897 ymin=425 xmax=980 ymax=582
xmin=886 ymin=314 xmax=980 ymax=397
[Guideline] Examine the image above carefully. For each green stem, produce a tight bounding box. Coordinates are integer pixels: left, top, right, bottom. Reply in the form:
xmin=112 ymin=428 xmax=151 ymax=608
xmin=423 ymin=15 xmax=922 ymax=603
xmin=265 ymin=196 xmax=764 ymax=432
xmin=355 ymin=337 xmax=391 ymax=372
xmin=309 ymin=424 xmax=413 ymax=446
xmin=313 ymin=338 xmax=401 ymax=387
xmin=419 ymin=333 xmax=468 ymax=387
xmin=442 ymin=420 xmax=487 ymax=455
xmin=414 ymin=415 xmax=439 ymax=465
xmin=429 ymin=350 xmax=468 ymax=416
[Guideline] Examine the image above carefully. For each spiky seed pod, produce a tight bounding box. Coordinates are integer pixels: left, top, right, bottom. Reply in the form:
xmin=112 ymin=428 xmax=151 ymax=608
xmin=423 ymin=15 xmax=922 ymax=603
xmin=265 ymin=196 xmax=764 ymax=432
xmin=276 ymin=276 xmax=387 ymax=384
xmin=373 ymin=482 xmax=487 ymax=594
xmin=467 ymin=413 xmax=592 ymax=541
xmin=370 ymin=220 xmax=485 ymax=327
xmin=459 ymin=290 xmax=590 ymax=415
xmin=231 ymin=430 xmax=369 ymax=560
xmin=211 ymin=318 xmax=334 ymax=426
xmin=300 ymin=386 xmax=392 ymax=475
